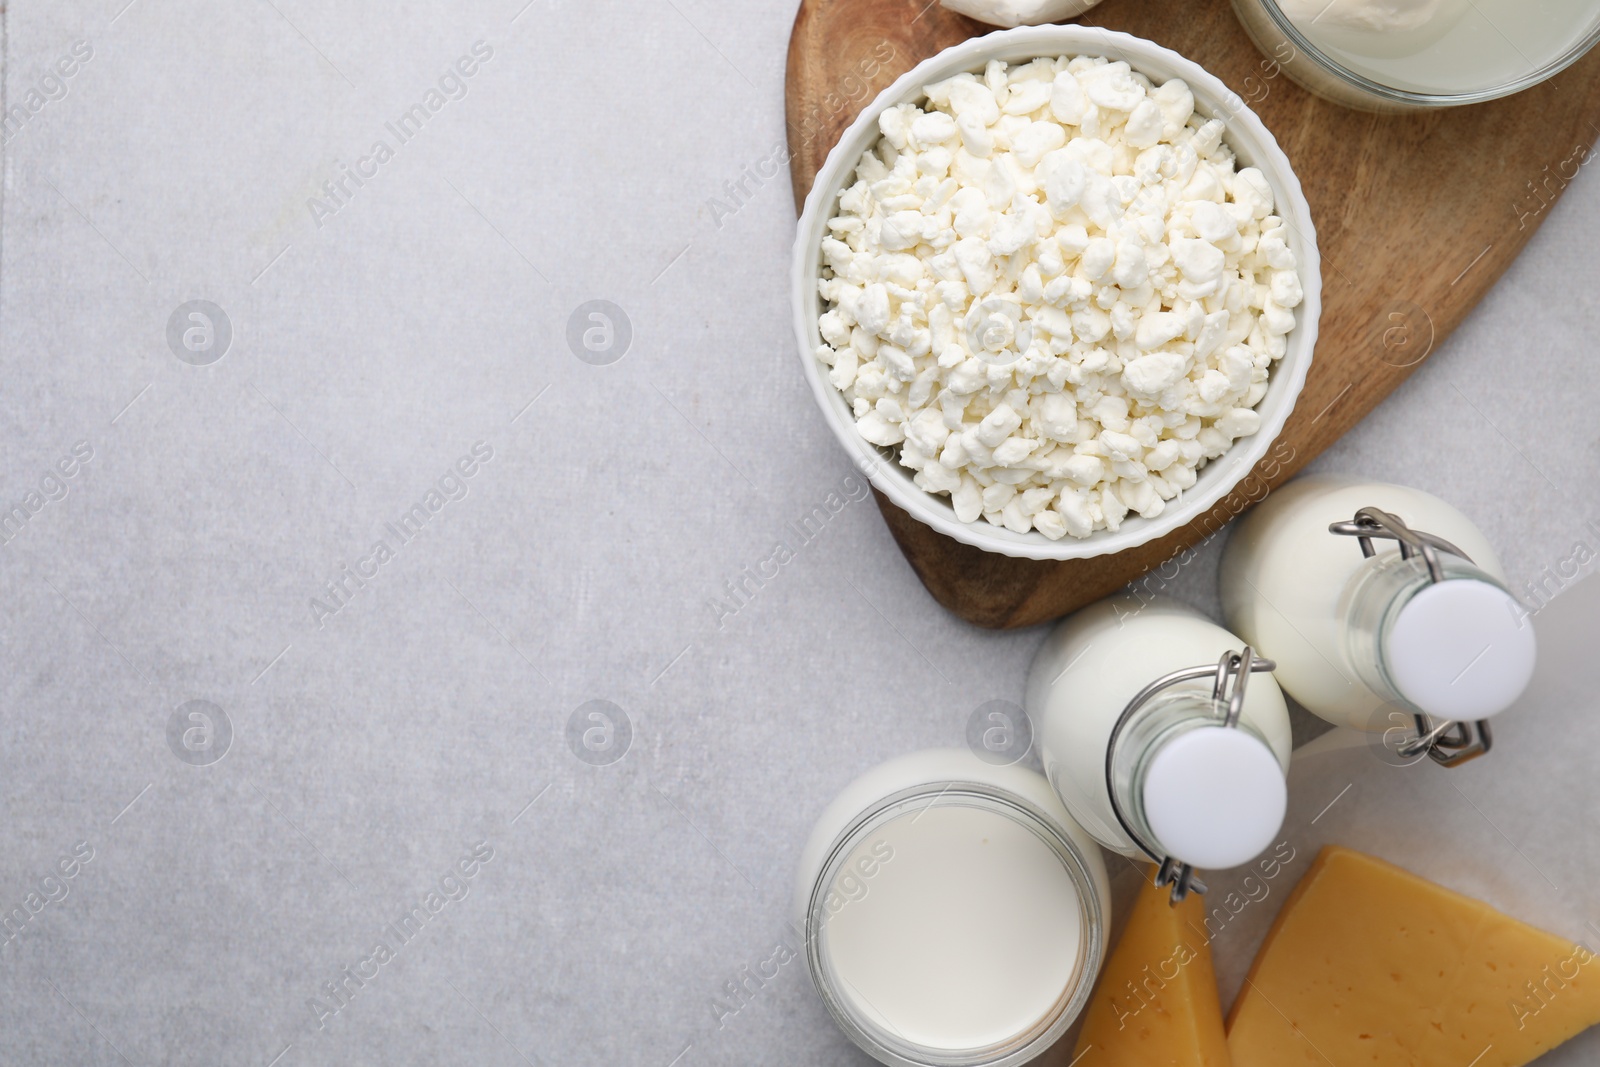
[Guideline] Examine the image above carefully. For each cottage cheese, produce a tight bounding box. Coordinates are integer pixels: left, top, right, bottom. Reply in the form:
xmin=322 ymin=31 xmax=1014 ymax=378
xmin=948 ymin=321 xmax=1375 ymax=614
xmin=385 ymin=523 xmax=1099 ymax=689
xmin=814 ymin=55 xmax=1302 ymax=540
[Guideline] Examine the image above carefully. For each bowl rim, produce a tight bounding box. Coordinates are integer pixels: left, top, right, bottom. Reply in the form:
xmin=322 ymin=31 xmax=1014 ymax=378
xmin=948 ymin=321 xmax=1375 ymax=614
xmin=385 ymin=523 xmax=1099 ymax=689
xmin=790 ymin=24 xmax=1322 ymax=562
xmin=1244 ymin=0 xmax=1600 ymax=107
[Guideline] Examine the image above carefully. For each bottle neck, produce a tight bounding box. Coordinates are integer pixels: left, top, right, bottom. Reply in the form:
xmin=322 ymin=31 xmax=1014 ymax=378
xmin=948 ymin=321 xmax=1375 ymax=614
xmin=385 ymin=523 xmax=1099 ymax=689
xmin=1110 ymin=689 xmax=1284 ymax=868
xmin=1344 ymin=552 xmax=1528 ymax=721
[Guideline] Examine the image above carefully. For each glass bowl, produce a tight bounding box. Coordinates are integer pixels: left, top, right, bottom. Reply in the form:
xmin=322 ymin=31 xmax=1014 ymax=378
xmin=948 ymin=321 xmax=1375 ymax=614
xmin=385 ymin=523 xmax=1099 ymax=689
xmin=1232 ymin=0 xmax=1600 ymax=110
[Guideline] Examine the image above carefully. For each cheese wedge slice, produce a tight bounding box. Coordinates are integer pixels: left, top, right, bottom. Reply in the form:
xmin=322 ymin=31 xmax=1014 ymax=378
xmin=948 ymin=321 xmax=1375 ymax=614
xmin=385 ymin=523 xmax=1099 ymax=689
xmin=1073 ymin=866 xmax=1231 ymax=1066
xmin=1229 ymin=845 xmax=1600 ymax=1067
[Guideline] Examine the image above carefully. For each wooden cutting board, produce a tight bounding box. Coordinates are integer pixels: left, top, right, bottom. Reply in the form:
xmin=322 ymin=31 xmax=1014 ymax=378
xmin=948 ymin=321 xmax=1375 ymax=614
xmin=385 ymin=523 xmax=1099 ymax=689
xmin=787 ymin=0 xmax=1600 ymax=629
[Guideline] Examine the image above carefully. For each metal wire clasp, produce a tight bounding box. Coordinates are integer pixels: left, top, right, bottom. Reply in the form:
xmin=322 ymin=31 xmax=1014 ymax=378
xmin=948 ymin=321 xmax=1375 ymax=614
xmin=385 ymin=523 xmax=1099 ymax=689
xmin=1328 ymin=506 xmax=1493 ymax=768
xmin=1328 ymin=506 xmax=1470 ymax=583
xmin=1105 ymin=647 xmax=1276 ymax=906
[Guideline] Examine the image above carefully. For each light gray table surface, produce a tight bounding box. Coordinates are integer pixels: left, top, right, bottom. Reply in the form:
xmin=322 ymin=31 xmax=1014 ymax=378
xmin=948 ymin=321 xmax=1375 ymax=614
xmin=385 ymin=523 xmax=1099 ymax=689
xmin=3 ymin=1 xmax=1599 ymax=1064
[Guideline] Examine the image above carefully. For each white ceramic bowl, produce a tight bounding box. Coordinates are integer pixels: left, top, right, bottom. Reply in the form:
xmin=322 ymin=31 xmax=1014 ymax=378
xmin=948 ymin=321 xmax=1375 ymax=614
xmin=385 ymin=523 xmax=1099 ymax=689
xmin=792 ymin=25 xmax=1322 ymax=561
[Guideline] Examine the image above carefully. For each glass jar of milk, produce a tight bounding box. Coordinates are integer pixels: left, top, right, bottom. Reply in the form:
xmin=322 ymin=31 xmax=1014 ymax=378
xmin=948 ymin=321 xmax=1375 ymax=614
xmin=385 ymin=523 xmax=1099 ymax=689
xmin=1231 ymin=0 xmax=1600 ymax=108
xmin=1026 ymin=596 xmax=1293 ymax=898
xmin=794 ymin=749 xmax=1110 ymax=1067
xmin=1220 ymin=474 xmax=1536 ymax=765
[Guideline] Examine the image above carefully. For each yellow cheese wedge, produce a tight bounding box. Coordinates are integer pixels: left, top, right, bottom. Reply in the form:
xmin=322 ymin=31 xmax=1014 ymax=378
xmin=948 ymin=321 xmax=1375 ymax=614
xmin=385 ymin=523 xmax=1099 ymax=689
xmin=1073 ymin=866 xmax=1231 ymax=1066
xmin=1228 ymin=845 xmax=1600 ymax=1067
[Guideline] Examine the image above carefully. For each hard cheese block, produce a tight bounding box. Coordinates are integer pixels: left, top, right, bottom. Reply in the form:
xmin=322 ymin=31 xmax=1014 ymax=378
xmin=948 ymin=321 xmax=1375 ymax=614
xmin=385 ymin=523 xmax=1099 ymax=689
xmin=1074 ymin=866 xmax=1230 ymax=1066
xmin=1229 ymin=845 xmax=1600 ymax=1066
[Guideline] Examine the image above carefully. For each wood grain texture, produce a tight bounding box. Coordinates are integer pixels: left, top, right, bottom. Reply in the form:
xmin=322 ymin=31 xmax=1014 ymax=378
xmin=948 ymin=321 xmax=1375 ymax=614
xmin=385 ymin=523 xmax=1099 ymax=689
xmin=787 ymin=0 xmax=1600 ymax=629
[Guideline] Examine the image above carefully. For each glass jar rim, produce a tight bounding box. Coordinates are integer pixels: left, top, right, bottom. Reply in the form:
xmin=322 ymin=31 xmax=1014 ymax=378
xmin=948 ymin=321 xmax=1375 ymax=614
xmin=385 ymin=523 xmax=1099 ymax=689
xmin=1252 ymin=0 xmax=1600 ymax=106
xmin=801 ymin=782 xmax=1105 ymax=1067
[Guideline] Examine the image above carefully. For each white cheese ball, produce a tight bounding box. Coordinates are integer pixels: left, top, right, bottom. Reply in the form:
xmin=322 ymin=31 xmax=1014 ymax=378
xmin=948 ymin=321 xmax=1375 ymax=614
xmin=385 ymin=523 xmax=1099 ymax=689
xmin=940 ymin=0 xmax=1105 ymax=29
xmin=816 ymin=56 xmax=1303 ymax=540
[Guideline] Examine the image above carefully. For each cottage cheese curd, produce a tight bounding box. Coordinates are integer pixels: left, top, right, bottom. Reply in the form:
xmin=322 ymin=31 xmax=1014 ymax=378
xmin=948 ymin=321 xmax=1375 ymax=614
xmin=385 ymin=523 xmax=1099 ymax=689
xmin=814 ymin=56 xmax=1303 ymax=540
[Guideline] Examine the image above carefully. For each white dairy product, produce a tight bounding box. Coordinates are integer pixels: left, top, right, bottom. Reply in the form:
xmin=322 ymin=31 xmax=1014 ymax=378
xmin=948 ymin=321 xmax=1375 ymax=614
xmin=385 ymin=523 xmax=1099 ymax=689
xmin=1278 ymin=0 xmax=1457 ymax=33
xmin=815 ymin=56 xmax=1303 ymax=540
xmin=1274 ymin=0 xmax=1595 ymax=96
xmin=1219 ymin=475 xmax=1536 ymax=731
xmin=794 ymin=749 xmax=1109 ymax=1067
xmin=824 ymin=804 xmax=1083 ymax=1050
xmin=1026 ymin=595 xmax=1292 ymax=869
xmin=940 ymin=0 xmax=1104 ymax=28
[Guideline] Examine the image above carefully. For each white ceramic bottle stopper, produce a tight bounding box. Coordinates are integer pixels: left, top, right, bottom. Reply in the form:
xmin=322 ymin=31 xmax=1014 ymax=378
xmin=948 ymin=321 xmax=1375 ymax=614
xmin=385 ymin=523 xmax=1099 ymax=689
xmin=1330 ymin=507 xmax=1536 ymax=766
xmin=1107 ymin=647 xmax=1287 ymax=903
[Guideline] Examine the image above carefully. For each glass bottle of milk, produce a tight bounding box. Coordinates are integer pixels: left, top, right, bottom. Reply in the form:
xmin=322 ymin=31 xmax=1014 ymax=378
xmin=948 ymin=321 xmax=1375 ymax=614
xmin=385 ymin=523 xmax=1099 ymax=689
xmin=1026 ymin=595 xmax=1293 ymax=899
xmin=1219 ymin=474 xmax=1536 ymax=766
